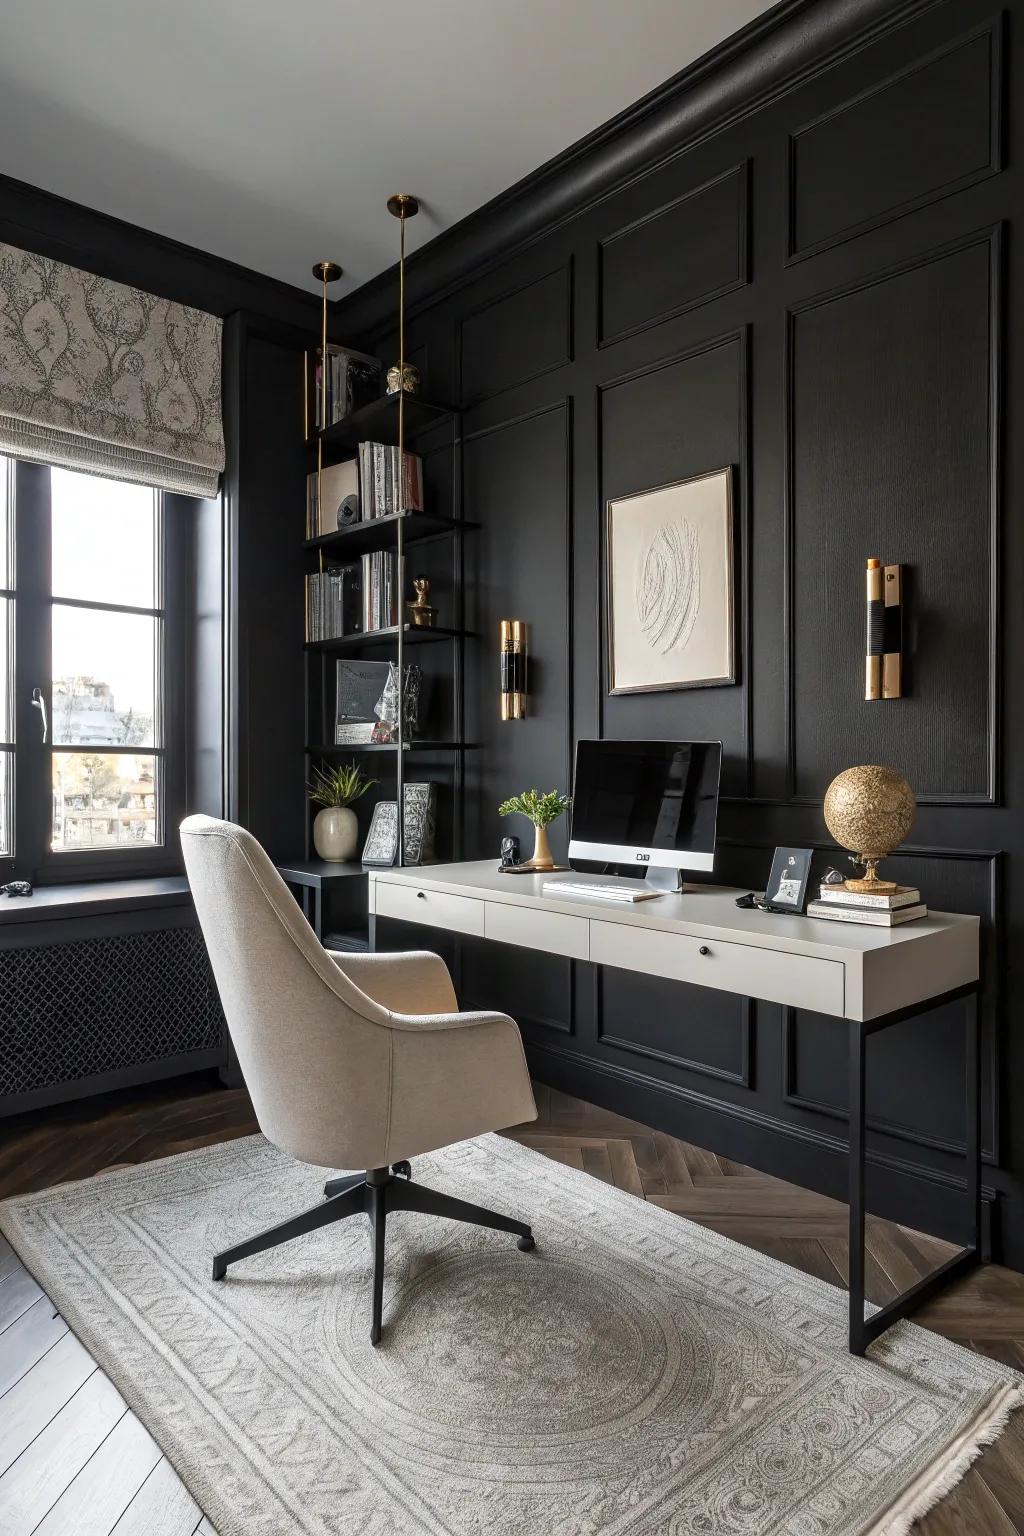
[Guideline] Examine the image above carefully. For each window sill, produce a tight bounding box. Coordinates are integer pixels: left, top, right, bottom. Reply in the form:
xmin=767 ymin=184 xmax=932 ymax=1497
xmin=0 ymin=875 xmax=191 ymax=925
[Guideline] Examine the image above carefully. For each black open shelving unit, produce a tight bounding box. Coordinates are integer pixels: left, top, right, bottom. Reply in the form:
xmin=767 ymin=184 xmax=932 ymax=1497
xmin=288 ymin=347 xmax=470 ymax=951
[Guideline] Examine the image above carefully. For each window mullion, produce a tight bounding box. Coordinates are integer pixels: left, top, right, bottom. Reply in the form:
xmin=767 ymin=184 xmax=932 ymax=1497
xmin=12 ymin=462 xmax=52 ymax=878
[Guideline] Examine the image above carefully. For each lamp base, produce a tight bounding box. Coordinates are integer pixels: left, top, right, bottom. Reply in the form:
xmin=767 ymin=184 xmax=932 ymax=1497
xmin=842 ymin=856 xmax=897 ymax=894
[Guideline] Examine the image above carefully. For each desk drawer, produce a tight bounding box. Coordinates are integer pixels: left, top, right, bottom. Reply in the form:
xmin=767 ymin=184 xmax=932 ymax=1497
xmin=375 ymin=881 xmax=485 ymax=937
xmin=485 ymin=901 xmax=589 ymax=961
xmin=591 ymin=920 xmax=844 ymax=1015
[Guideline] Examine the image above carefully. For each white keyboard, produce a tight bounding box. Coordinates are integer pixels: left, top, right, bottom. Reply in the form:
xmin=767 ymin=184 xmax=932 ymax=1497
xmin=542 ymin=878 xmax=661 ymax=904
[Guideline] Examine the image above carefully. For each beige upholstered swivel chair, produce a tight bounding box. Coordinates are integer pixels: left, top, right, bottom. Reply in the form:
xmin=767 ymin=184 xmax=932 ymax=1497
xmin=180 ymin=815 xmax=537 ymax=1345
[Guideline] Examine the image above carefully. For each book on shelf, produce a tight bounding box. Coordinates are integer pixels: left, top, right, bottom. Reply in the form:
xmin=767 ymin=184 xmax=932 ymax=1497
xmin=360 ymin=550 xmax=399 ymax=632
xmin=806 ymin=899 xmax=928 ymax=927
xmin=306 ymin=460 xmax=359 ymax=539
xmin=307 ymin=346 xmax=381 ymax=435
xmin=304 ymin=562 xmax=362 ymax=642
xmin=357 ymin=442 xmax=423 ymax=520
xmin=816 ymin=884 xmax=921 ymax=910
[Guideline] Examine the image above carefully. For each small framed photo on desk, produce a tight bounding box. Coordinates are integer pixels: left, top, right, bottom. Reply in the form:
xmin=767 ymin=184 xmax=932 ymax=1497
xmin=762 ymin=847 xmax=813 ymax=914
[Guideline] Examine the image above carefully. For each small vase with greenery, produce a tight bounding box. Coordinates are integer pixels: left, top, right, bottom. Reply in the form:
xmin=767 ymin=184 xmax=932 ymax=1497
xmin=309 ymin=763 xmax=376 ymax=863
xmin=498 ymin=789 xmax=571 ymax=872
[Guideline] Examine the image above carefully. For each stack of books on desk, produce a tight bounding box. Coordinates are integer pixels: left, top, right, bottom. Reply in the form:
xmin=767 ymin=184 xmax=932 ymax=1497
xmin=806 ymin=885 xmax=927 ymax=926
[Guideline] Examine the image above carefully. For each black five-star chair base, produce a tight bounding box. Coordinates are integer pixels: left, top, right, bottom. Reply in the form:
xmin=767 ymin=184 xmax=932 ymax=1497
xmin=211 ymin=1161 xmax=535 ymax=1345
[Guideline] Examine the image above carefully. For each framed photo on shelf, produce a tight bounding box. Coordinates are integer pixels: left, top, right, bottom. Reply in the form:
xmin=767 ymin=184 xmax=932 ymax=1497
xmin=606 ymin=466 xmax=735 ymax=694
xmin=361 ymin=783 xmax=437 ymax=867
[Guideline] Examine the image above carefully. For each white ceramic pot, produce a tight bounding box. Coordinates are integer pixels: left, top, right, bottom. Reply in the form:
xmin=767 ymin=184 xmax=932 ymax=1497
xmin=313 ymin=805 xmax=359 ymax=862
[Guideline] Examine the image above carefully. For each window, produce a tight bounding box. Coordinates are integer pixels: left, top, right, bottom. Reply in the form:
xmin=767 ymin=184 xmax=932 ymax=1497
xmin=50 ymin=471 xmax=162 ymax=852
xmin=1 ymin=458 xmax=188 ymax=880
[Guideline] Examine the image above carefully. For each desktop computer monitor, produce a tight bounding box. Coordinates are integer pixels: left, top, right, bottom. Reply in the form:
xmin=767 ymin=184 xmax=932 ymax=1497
xmin=568 ymin=739 xmax=722 ymax=891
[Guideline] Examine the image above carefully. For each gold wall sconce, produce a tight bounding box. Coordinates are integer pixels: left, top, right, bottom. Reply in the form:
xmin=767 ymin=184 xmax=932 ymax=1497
xmin=500 ymin=620 xmax=528 ymax=720
xmin=865 ymin=558 xmax=903 ymax=700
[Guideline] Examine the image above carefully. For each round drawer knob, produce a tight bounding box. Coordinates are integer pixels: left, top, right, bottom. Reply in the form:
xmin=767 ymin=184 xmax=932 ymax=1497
xmin=416 ymin=891 xmax=426 ymax=899
xmin=698 ymin=945 xmax=711 ymax=957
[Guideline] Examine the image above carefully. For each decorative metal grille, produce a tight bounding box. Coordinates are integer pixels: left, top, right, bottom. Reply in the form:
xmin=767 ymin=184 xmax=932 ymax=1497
xmin=0 ymin=926 xmax=224 ymax=1097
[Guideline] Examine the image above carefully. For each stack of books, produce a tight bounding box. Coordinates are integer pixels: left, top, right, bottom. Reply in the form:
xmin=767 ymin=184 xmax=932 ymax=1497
xmin=806 ymin=885 xmax=927 ymax=927
xmin=357 ymin=442 xmax=423 ymax=519
xmin=360 ymin=551 xmax=398 ymax=632
xmin=304 ymin=564 xmax=362 ymax=642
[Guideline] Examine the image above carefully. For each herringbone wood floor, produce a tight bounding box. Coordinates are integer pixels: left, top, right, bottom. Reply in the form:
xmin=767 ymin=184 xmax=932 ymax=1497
xmin=1 ymin=1073 xmax=1023 ymax=1533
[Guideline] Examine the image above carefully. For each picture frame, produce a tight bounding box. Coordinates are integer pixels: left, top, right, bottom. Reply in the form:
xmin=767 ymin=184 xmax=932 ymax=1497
xmin=606 ymin=466 xmax=735 ymax=694
xmin=762 ymin=847 xmax=813 ymax=914
xmin=361 ymin=783 xmax=437 ymax=868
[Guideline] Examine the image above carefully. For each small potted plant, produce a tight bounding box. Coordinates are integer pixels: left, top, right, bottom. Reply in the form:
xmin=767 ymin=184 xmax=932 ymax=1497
xmin=498 ymin=788 xmax=571 ymax=872
xmin=309 ymin=762 xmax=376 ymax=862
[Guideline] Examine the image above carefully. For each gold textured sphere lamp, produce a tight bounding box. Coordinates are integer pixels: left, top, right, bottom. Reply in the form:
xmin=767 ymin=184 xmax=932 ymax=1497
xmin=823 ymin=765 xmax=916 ymax=894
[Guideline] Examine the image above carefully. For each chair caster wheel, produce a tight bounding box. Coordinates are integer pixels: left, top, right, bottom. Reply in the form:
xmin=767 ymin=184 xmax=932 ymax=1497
xmin=391 ymin=1160 xmax=412 ymax=1180
xmin=517 ymin=1234 xmax=536 ymax=1252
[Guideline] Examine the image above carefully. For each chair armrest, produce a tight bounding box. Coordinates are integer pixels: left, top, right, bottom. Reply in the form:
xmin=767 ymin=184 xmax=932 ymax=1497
xmin=387 ymin=1008 xmax=516 ymax=1033
xmin=326 ymin=949 xmax=458 ymax=1015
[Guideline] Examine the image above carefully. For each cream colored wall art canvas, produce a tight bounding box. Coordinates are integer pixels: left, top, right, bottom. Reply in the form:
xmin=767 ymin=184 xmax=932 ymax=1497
xmin=607 ymin=466 xmax=735 ymax=693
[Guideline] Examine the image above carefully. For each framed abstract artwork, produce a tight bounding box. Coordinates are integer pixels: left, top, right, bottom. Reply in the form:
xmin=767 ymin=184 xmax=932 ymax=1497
xmin=606 ymin=466 xmax=735 ymax=694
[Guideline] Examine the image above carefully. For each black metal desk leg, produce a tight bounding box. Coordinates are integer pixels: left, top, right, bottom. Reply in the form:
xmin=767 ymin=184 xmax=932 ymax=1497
xmin=313 ymin=886 xmax=323 ymax=944
xmin=966 ymin=988 xmax=982 ymax=1257
xmin=849 ymin=1019 xmax=867 ymax=1356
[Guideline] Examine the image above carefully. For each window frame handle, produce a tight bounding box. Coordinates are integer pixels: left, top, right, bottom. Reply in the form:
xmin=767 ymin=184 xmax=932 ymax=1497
xmin=30 ymin=686 xmax=48 ymax=743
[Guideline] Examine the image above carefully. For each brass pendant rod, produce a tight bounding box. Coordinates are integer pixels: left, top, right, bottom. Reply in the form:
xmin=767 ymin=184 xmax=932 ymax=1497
xmin=310 ymin=259 xmax=342 ymax=527
xmin=396 ymin=204 xmax=404 ymax=867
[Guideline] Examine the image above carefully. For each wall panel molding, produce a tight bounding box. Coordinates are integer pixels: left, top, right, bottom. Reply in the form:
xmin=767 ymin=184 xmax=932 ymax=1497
xmin=787 ymin=17 xmax=1003 ymax=262
xmin=598 ymin=162 xmax=749 ymax=346
xmin=595 ymin=970 xmax=753 ymax=1086
xmin=458 ymin=261 xmax=572 ymax=406
xmin=596 ymin=327 xmax=752 ymax=795
xmin=784 ymin=225 xmax=1002 ymax=806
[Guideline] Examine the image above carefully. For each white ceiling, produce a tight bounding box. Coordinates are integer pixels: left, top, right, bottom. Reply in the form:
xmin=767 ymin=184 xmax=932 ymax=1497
xmin=0 ymin=0 xmax=775 ymax=298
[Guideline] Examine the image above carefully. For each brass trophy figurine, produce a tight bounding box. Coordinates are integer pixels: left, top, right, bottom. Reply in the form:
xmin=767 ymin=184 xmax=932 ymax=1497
xmin=406 ymin=576 xmax=436 ymax=628
xmin=823 ymin=764 xmax=916 ymax=893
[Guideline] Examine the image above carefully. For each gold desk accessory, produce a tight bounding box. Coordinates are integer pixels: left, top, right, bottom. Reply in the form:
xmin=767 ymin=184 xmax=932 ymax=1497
xmin=406 ymin=576 xmax=436 ymax=628
xmin=497 ymin=789 xmax=570 ymax=873
xmin=823 ymin=764 xmax=916 ymax=893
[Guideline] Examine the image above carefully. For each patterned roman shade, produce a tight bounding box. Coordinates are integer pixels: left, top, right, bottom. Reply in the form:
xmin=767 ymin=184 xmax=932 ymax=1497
xmin=0 ymin=242 xmax=224 ymax=497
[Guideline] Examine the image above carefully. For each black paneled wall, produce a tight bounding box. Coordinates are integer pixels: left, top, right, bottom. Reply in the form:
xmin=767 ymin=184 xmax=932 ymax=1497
xmin=336 ymin=0 xmax=1024 ymax=1263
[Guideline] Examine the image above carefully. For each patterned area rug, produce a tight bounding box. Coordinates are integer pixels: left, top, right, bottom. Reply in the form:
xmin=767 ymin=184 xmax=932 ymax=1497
xmin=1 ymin=1133 xmax=1020 ymax=1536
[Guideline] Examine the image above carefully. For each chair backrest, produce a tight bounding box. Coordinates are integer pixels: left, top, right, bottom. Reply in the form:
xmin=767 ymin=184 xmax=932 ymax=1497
xmin=180 ymin=815 xmax=391 ymax=1170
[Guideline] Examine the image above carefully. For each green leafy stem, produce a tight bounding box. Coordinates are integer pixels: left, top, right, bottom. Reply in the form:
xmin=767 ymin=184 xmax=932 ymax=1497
xmin=498 ymin=789 xmax=571 ymax=828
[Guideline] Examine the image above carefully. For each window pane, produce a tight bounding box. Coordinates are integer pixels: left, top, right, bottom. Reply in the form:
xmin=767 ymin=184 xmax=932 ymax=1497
xmin=52 ymin=607 xmax=158 ymax=747
xmin=0 ymin=749 xmax=10 ymax=857
xmin=52 ymin=752 xmax=158 ymax=850
xmin=0 ymin=456 xmax=10 ymax=590
xmin=51 ymin=469 xmax=157 ymax=608
xmin=0 ymin=596 xmax=10 ymax=744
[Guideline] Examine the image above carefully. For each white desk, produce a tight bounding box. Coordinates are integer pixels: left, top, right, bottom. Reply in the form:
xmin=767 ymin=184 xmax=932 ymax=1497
xmin=367 ymin=861 xmax=982 ymax=1354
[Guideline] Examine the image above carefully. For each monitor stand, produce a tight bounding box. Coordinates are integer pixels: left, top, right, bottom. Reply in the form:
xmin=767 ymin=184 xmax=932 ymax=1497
xmin=644 ymin=866 xmax=689 ymax=895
